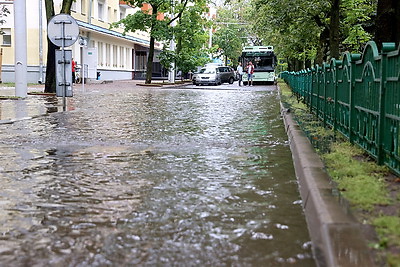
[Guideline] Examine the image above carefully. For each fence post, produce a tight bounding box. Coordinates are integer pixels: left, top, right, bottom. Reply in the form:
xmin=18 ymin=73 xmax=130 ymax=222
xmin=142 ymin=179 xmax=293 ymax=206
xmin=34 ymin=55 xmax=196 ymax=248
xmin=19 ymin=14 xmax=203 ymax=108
xmin=332 ymin=59 xmax=341 ymax=132
xmin=310 ymin=67 xmax=315 ymax=114
xmin=348 ymin=53 xmax=360 ymax=143
xmin=377 ymin=42 xmax=397 ymax=165
xmin=321 ymin=62 xmax=330 ymax=127
xmin=316 ymin=65 xmax=321 ymax=119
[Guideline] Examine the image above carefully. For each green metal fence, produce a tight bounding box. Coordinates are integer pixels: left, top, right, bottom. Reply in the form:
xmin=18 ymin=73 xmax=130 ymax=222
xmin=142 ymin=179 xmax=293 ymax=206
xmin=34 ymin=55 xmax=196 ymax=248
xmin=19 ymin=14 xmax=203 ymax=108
xmin=281 ymin=41 xmax=400 ymax=175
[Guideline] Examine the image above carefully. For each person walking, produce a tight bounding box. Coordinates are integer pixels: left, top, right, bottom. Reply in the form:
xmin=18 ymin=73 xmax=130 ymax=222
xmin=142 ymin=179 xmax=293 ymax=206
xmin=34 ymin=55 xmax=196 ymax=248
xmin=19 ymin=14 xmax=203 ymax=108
xmin=71 ymin=58 xmax=76 ymax=84
xmin=246 ymin=61 xmax=254 ymax=86
xmin=237 ymin=62 xmax=243 ymax=86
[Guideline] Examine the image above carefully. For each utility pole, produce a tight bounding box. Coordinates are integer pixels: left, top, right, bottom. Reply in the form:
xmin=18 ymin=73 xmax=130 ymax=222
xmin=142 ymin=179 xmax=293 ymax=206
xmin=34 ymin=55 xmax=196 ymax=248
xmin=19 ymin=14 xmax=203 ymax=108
xmin=168 ymin=5 xmax=176 ymax=83
xmin=14 ymin=0 xmax=27 ymax=97
xmin=39 ymin=0 xmax=44 ymax=84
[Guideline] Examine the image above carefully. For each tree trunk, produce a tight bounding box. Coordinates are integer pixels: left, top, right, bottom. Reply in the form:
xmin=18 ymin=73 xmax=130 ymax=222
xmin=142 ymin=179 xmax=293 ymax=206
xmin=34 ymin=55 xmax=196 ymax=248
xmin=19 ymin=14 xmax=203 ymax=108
xmin=44 ymin=0 xmax=56 ymax=93
xmin=61 ymin=0 xmax=73 ymax=13
xmin=44 ymin=0 xmax=73 ymax=93
xmin=145 ymin=36 xmax=155 ymax=84
xmin=145 ymin=5 xmax=158 ymax=84
xmin=316 ymin=28 xmax=329 ymax=65
xmin=329 ymin=0 xmax=340 ymax=59
xmin=375 ymin=0 xmax=400 ymax=48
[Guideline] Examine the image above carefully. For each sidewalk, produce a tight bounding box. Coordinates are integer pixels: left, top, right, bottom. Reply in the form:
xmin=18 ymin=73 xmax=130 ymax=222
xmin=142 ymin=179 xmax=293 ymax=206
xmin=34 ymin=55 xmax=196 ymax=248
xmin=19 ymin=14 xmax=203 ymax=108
xmin=0 ymin=80 xmax=186 ymax=124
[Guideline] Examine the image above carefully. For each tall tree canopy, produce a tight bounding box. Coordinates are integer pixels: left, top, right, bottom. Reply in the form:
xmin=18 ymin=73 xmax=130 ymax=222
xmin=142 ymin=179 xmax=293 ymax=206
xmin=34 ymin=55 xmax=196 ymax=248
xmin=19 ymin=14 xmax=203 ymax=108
xmin=114 ymin=0 xmax=191 ymax=84
xmin=159 ymin=0 xmax=210 ymax=76
xmin=246 ymin=0 xmax=379 ymax=71
xmin=211 ymin=2 xmax=249 ymax=66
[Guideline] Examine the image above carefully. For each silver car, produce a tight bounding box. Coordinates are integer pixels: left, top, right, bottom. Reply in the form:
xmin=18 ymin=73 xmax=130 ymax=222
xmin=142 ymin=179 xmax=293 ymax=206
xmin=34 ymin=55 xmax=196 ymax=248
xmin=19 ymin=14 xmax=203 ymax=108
xmin=193 ymin=66 xmax=235 ymax=86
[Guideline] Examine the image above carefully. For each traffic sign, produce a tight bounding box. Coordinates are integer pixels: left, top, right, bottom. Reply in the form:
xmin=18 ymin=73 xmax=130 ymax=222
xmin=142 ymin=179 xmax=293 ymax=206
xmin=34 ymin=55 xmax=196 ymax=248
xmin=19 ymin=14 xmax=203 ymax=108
xmin=48 ymin=14 xmax=79 ymax=47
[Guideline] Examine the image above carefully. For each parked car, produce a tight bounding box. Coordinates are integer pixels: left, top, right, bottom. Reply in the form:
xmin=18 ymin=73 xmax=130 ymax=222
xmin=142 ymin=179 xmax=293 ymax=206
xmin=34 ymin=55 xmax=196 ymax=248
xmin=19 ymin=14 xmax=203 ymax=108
xmin=193 ymin=66 xmax=235 ymax=86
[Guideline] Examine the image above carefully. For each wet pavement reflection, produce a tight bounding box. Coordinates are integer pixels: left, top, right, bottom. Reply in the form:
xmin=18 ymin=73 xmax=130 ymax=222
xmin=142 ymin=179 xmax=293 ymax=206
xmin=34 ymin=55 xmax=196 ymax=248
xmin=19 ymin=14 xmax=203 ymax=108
xmin=0 ymin=84 xmax=315 ymax=266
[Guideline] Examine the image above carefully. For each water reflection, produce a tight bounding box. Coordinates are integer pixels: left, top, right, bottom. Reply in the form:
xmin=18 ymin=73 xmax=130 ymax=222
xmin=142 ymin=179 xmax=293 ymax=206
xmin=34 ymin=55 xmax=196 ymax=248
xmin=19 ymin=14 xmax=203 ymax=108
xmin=0 ymin=86 xmax=314 ymax=266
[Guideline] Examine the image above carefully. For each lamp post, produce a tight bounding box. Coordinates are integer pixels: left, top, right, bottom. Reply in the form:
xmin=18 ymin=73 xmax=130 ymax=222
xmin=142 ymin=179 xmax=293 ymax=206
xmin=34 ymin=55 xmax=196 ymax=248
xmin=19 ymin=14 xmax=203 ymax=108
xmin=14 ymin=0 xmax=27 ymax=97
xmin=39 ymin=0 xmax=44 ymax=84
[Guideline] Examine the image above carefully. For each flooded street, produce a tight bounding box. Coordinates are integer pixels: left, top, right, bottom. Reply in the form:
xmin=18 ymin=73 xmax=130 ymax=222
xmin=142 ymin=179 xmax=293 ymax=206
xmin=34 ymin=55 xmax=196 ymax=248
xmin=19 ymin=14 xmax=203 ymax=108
xmin=0 ymin=83 xmax=314 ymax=266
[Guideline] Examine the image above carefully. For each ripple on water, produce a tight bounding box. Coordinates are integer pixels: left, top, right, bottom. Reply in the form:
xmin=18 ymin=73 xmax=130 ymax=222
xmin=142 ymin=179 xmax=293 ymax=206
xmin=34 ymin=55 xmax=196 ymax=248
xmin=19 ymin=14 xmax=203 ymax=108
xmin=0 ymin=87 xmax=314 ymax=266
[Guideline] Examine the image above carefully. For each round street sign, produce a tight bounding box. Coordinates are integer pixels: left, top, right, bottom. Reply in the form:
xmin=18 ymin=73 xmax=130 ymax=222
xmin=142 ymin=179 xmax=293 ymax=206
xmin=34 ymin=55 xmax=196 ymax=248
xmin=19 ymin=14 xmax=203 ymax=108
xmin=48 ymin=14 xmax=79 ymax=47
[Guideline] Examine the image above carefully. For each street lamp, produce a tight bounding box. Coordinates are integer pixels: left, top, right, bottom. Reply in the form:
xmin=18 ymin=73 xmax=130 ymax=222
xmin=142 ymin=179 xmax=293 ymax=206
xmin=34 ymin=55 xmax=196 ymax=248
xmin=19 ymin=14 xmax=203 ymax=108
xmin=14 ymin=0 xmax=27 ymax=97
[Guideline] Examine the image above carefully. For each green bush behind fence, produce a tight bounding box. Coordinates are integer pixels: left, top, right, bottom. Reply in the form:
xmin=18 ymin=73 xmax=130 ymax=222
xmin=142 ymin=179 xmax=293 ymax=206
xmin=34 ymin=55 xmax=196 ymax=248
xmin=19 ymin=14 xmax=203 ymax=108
xmin=281 ymin=41 xmax=400 ymax=175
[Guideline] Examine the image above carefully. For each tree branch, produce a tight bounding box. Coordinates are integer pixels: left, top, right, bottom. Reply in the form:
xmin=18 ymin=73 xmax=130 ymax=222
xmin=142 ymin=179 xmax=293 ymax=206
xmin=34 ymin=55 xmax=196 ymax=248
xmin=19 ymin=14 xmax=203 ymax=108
xmin=167 ymin=0 xmax=189 ymax=26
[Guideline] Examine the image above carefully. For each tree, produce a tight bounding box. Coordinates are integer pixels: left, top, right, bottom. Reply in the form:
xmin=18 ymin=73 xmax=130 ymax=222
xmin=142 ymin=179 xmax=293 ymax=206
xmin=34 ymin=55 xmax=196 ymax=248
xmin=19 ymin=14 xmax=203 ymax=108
xmin=174 ymin=2 xmax=210 ymax=74
xmin=44 ymin=0 xmax=74 ymax=93
xmin=213 ymin=26 xmax=243 ymax=65
xmin=158 ymin=0 xmax=210 ymax=77
xmin=212 ymin=3 xmax=248 ymax=66
xmin=341 ymin=0 xmax=375 ymax=52
xmin=329 ymin=0 xmax=341 ymax=59
xmin=114 ymin=0 xmax=190 ymax=84
xmin=159 ymin=1 xmax=210 ymax=77
xmin=247 ymin=0 xmax=377 ymax=70
xmin=375 ymin=0 xmax=400 ymax=47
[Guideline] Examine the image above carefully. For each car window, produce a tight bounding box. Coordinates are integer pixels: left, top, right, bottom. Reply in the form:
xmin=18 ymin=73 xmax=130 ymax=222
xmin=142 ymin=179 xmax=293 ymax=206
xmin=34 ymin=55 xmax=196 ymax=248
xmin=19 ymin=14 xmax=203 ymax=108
xmin=199 ymin=68 xmax=216 ymax=74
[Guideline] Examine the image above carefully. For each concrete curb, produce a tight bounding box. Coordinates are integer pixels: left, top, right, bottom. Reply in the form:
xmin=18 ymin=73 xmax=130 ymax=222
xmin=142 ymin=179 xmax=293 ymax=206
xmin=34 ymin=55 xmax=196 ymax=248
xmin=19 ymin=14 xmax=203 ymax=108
xmin=279 ymin=98 xmax=376 ymax=266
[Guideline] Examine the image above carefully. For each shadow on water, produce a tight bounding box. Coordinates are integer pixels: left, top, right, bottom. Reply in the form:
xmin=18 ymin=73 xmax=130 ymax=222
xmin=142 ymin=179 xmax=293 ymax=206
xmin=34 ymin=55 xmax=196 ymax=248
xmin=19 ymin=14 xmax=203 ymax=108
xmin=0 ymin=85 xmax=315 ymax=266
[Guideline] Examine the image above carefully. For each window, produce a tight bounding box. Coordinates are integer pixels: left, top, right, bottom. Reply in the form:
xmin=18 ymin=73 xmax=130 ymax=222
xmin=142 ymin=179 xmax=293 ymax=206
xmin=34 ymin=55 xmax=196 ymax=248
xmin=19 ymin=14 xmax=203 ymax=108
xmin=107 ymin=6 xmax=111 ymax=23
xmin=126 ymin=48 xmax=131 ymax=69
xmin=1 ymin=28 xmax=11 ymax=46
xmin=135 ymin=51 xmax=147 ymax=71
xmin=120 ymin=7 xmax=126 ymax=20
xmin=98 ymin=41 xmax=104 ymax=66
xmin=113 ymin=45 xmax=117 ymax=67
xmin=120 ymin=47 xmax=125 ymax=68
xmin=98 ymin=1 xmax=104 ymax=21
xmin=81 ymin=0 xmax=87 ymax=14
xmin=106 ymin=43 xmax=110 ymax=66
xmin=71 ymin=1 xmax=76 ymax=12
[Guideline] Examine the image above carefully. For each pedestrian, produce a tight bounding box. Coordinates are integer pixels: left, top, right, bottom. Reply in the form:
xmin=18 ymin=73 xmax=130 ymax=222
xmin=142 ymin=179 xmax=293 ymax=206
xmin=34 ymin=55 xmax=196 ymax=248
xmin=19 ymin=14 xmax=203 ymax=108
xmin=71 ymin=58 xmax=76 ymax=84
xmin=237 ymin=62 xmax=243 ymax=86
xmin=246 ymin=61 xmax=254 ymax=86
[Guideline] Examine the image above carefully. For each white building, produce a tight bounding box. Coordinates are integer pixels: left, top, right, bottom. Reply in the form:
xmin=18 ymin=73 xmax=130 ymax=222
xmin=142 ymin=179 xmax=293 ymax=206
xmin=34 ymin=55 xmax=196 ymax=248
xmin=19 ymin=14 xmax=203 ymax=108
xmin=0 ymin=0 xmax=164 ymax=83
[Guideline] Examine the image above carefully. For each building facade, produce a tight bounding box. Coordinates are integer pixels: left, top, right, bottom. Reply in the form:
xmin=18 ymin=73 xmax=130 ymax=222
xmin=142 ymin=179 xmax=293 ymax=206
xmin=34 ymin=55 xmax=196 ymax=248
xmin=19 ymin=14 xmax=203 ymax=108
xmin=0 ymin=0 xmax=164 ymax=83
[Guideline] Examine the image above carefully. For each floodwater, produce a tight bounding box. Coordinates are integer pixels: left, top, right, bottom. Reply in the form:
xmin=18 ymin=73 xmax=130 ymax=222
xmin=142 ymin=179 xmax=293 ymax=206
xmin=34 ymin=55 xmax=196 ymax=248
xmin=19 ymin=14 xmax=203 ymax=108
xmin=0 ymin=84 xmax=315 ymax=266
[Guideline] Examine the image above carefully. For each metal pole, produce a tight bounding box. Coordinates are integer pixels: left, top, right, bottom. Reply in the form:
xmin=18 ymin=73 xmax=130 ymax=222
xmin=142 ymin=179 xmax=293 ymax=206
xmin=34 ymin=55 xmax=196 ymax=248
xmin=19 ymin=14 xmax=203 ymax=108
xmin=14 ymin=0 xmax=28 ymax=97
xmin=0 ymin=48 xmax=3 ymax=83
xmin=209 ymin=27 xmax=213 ymax=59
xmin=168 ymin=6 xmax=176 ymax=84
xmin=168 ymin=39 xmax=175 ymax=83
xmin=82 ymin=64 xmax=85 ymax=92
xmin=39 ymin=0 xmax=44 ymax=83
xmin=61 ymin=22 xmax=66 ymax=110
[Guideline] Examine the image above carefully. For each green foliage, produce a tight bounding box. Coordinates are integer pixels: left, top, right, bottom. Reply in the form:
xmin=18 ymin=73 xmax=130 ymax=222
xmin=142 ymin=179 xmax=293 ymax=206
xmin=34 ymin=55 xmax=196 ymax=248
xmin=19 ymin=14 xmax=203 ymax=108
xmin=158 ymin=47 xmax=175 ymax=72
xmin=323 ymin=142 xmax=391 ymax=210
xmin=247 ymin=0 xmax=377 ymax=67
xmin=113 ymin=0 xmax=210 ymax=81
xmin=373 ymin=216 xmax=400 ymax=248
xmin=341 ymin=0 xmax=376 ymax=52
xmin=174 ymin=2 xmax=210 ymax=72
xmin=212 ymin=1 xmax=249 ymax=65
xmin=111 ymin=3 xmax=171 ymax=41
